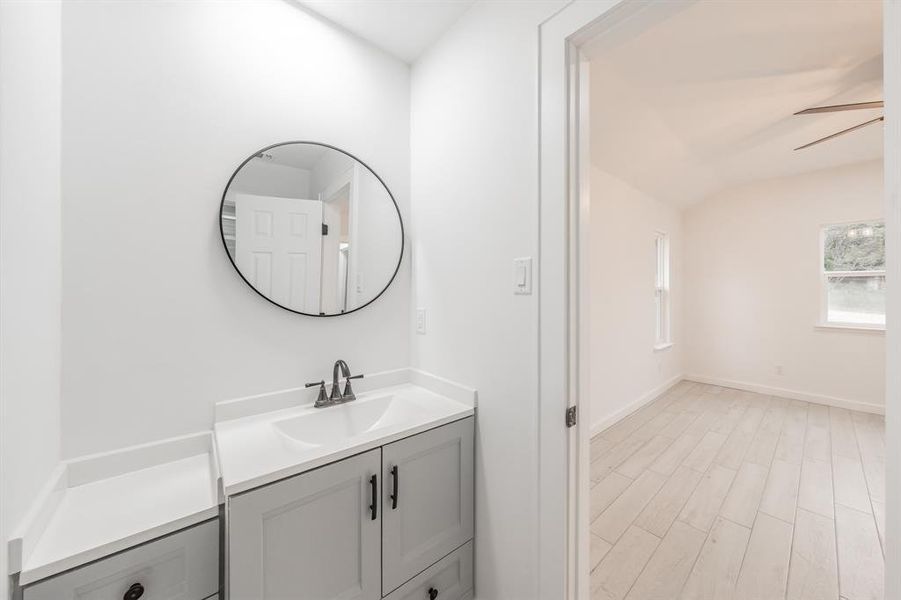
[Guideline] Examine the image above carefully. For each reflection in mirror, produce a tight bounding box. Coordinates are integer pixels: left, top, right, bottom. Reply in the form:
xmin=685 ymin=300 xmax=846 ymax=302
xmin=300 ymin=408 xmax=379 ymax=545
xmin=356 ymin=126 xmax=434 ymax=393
xmin=220 ymin=142 xmax=403 ymax=316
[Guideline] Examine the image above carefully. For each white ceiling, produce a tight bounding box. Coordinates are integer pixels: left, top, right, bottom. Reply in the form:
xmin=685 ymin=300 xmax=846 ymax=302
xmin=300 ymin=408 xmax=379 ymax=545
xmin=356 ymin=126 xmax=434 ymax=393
xmin=588 ymin=0 xmax=883 ymax=209
xmin=297 ymin=0 xmax=474 ymax=63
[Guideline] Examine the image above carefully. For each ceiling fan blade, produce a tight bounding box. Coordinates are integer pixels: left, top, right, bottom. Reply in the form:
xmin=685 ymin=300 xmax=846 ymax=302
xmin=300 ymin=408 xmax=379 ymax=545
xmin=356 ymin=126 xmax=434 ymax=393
xmin=794 ymin=101 xmax=883 ymax=115
xmin=794 ymin=116 xmax=884 ymax=151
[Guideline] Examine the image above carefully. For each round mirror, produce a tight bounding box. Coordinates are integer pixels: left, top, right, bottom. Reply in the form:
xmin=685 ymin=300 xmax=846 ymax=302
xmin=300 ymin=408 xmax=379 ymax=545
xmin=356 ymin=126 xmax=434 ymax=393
xmin=219 ymin=142 xmax=403 ymax=316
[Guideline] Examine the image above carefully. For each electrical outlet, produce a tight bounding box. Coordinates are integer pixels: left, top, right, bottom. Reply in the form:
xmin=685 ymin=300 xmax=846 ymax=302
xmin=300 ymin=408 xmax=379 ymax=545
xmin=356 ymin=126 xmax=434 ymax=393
xmin=775 ymin=365 xmax=784 ymax=376
xmin=416 ymin=308 xmax=427 ymax=335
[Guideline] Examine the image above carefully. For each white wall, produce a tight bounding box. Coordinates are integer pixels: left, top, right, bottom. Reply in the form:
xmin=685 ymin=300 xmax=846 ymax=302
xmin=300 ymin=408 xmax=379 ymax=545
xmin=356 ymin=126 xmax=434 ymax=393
xmin=590 ymin=168 xmax=683 ymax=432
xmin=310 ymin=149 xmax=353 ymax=198
xmin=410 ymin=1 xmax=565 ymax=598
xmin=684 ymin=160 xmax=885 ymax=410
xmin=60 ymin=0 xmax=412 ymax=458
xmin=353 ymin=166 xmax=403 ymax=308
xmin=0 ymin=1 xmax=63 ymax=596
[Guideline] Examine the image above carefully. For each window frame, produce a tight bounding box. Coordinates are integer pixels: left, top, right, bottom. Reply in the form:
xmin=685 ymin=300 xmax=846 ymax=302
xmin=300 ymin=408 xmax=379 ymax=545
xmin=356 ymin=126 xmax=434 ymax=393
xmin=818 ymin=220 xmax=886 ymax=332
xmin=654 ymin=231 xmax=672 ymax=350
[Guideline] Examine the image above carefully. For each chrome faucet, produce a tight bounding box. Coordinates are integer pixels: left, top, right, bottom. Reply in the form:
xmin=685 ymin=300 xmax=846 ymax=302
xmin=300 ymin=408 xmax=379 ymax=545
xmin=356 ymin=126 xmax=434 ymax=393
xmin=331 ymin=359 xmax=351 ymax=402
xmin=305 ymin=360 xmax=364 ymax=408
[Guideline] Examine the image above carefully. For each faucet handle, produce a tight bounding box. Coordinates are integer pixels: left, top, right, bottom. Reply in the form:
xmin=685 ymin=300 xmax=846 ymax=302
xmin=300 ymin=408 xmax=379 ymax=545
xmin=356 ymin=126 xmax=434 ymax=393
xmin=343 ymin=373 xmax=364 ymax=397
xmin=305 ymin=380 xmax=329 ymax=407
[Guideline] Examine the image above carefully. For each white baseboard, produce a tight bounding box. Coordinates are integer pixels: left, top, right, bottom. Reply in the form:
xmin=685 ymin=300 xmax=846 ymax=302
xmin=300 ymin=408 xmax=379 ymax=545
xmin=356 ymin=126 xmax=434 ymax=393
xmin=591 ymin=374 xmax=685 ymax=437
xmin=684 ymin=374 xmax=885 ymax=415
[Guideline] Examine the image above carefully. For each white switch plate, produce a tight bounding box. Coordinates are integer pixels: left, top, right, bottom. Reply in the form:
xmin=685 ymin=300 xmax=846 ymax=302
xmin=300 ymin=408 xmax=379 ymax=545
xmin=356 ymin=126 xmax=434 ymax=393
xmin=513 ymin=257 xmax=532 ymax=295
xmin=416 ymin=308 xmax=427 ymax=334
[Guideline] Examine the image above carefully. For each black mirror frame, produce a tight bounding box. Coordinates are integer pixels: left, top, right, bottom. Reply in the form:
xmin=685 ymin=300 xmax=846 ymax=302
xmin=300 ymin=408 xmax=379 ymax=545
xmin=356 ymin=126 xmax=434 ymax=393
xmin=218 ymin=141 xmax=405 ymax=317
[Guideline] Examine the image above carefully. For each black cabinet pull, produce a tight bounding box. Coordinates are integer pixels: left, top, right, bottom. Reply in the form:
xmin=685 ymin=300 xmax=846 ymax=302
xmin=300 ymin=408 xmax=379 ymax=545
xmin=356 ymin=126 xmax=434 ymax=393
xmin=369 ymin=474 xmax=378 ymax=520
xmin=123 ymin=583 xmax=145 ymax=600
xmin=390 ymin=465 xmax=399 ymax=510
xmin=428 ymin=587 xmax=438 ymax=600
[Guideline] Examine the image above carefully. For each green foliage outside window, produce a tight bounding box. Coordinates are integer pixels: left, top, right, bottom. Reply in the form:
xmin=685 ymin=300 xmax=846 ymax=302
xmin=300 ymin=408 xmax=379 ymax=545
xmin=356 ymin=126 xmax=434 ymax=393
xmin=824 ymin=221 xmax=885 ymax=272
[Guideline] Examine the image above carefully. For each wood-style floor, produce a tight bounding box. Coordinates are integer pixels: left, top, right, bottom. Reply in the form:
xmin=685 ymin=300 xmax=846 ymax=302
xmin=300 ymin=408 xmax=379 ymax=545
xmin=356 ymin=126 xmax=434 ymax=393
xmin=589 ymin=381 xmax=885 ymax=600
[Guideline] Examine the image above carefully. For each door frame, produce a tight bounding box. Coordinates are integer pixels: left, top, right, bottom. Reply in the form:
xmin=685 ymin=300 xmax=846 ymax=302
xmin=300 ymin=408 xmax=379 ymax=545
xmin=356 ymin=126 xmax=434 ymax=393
xmin=883 ymin=2 xmax=900 ymax=595
xmin=319 ymin=166 xmax=357 ymax=314
xmin=537 ymin=1 xmax=901 ymax=598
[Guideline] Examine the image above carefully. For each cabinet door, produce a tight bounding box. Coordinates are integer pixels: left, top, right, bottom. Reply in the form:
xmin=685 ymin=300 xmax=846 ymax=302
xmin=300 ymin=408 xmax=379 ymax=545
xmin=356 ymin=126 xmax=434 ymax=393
xmin=228 ymin=449 xmax=381 ymax=600
xmin=382 ymin=418 xmax=474 ymax=593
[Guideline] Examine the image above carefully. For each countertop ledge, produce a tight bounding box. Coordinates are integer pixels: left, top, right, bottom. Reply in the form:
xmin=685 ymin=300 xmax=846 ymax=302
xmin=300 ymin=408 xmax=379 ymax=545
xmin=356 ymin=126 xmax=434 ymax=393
xmin=10 ymin=431 xmax=220 ymax=586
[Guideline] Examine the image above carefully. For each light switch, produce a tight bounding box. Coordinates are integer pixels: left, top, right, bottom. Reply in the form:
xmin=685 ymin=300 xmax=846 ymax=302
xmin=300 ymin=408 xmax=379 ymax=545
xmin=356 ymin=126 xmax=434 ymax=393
xmin=513 ymin=257 xmax=532 ymax=295
xmin=416 ymin=308 xmax=427 ymax=334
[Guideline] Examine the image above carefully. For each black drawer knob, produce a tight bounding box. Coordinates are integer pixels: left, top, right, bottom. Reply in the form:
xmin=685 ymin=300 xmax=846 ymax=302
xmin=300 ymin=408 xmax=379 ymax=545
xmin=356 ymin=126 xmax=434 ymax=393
xmin=428 ymin=587 xmax=438 ymax=600
xmin=124 ymin=583 xmax=145 ymax=600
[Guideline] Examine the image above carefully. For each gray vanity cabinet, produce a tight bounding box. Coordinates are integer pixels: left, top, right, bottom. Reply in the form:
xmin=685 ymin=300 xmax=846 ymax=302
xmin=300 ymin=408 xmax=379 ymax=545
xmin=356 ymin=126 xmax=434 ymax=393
xmin=227 ymin=417 xmax=474 ymax=600
xmin=381 ymin=418 xmax=474 ymax=594
xmin=228 ymin=448 xmax=382 ymax=600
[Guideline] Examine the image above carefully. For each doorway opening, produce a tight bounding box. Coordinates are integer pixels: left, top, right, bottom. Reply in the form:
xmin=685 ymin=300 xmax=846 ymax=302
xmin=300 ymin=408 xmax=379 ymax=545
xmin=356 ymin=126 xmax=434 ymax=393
xmin=539 ymin=1 xmax=896 ymax=598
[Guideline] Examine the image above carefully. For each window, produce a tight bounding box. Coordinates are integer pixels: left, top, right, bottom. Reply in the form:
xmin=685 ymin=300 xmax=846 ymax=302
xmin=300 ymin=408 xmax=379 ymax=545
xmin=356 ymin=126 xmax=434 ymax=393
xmin=821 ymin=220 xmax=885 ymax=329
xmin=655 ymin=232 xmax=671 ymax=348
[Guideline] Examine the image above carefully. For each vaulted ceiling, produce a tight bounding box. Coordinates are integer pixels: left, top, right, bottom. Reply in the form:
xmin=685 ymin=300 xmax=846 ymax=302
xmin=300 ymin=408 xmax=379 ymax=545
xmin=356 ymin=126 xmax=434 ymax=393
xmin=587 ymin=0 xmax=883 ymax=208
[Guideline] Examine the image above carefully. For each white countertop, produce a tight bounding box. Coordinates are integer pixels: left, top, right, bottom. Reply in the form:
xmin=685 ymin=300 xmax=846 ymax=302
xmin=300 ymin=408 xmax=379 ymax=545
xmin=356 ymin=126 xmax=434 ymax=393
xmin=215 ymin=380 xmax=475 ymax=495
xmin=9 ymin=369 xmax=476 ymax=585
xmin=13 ymin=433 xmax=220 ymax=585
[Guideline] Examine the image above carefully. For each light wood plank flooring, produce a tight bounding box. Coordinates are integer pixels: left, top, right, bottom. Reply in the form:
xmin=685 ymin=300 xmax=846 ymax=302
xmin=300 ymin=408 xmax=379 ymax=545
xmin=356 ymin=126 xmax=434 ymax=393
xmin=589 ymin=381 xmax=884 ymax=600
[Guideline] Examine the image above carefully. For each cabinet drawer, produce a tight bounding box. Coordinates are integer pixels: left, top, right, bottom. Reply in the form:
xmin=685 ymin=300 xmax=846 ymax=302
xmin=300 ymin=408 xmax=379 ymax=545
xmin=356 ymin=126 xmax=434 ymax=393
xmin=383 ymin=542 xmax=473 ymax=600
xmin=24 ymin=519 xmax=219 ymax=600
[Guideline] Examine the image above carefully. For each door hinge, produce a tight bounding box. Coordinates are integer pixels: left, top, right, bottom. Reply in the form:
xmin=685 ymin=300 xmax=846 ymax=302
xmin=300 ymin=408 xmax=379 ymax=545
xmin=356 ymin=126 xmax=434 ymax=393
xmin=566 ymin=406 xmax=577 ymax=428
xmin=321 ymin=223 xmax=329 ymax=235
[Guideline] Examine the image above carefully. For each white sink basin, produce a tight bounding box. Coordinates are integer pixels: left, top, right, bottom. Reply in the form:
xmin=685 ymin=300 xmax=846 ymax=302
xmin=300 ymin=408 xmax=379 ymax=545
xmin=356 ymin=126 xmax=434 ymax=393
xmin=214 ymin=373 xmax=476 ymax=495
xmin=273 ymin=395 xmax=428 ymax=446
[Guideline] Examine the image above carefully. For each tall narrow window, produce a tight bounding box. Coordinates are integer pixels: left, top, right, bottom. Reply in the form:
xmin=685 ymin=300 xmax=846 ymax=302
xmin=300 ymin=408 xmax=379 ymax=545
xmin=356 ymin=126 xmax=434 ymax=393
xmin=655 ymin=232 xmax=671 ymax=349
xmin=822 ymin=220 xmax=885 ymax=328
